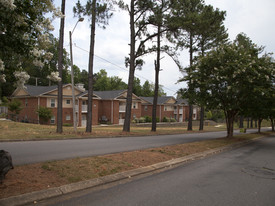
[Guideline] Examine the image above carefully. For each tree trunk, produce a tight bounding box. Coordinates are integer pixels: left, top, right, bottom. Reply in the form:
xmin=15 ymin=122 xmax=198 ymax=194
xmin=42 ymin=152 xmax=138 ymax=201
xmin=225 ymin=111 xmax=236 ymax=138
xmin=258 ymin=118 xmax=263 ymax=133
xmin=187 ymin=33 xmax=193 ymax=131
xmin=255 ymin=120 xmax=257 ymax=128
xmin=199 ymin=106 xmax=204 ymax=130
xmin=250 ymin=118 xmax=253 ymax=128
xmin=188 ymin=104 xmax=193 ymax=131
xmin=86 ymin=0 xmax=96 ymax=133
xmin=247 ymin=117 xmax=249 ymax=128
xmin=239 ymin=116 xmax=244 ymax=128
xmin=56 ymin=0 xmax=66 ymax=134
xmin=152 ymin=23 xmax=161 ymax=132
xmin=123 ymin=0 xmax=135 ymax=132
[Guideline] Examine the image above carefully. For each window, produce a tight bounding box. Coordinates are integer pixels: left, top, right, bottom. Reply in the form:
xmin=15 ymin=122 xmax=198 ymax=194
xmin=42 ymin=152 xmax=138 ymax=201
xmin=164 ymin=106 xmax=167 ymax=111
xmin=66 ymin=115 xmax=71 ymax=121
xmin=66 ymin=99 xmax=71 ymax=105
xmin=25 ymin=99 xmax=28 ymax=107
xmin=132 ymin=102 xmax=137 ymax=109
xmin=50 ymin=116 xmax=55 ymax=124
xmin=144 ymin=105 xmax=148 ymax=111
xmin=50 ymin=99 xmax=55 ymax=107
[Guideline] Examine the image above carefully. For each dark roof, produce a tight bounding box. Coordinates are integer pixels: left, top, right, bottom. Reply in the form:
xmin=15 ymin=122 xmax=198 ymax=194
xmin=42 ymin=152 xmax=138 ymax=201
xmin=141 ymin=96 xmax=175 ymax=105
xmin=94 ymin=90 xmax=126 ymax=100
xmin=24 ymin=85 xmax=58 ymax=96
xmin=176 ymin=98 xmax=188 ymax=105
xmin=78 ymin=90 xmax=127 ymax=99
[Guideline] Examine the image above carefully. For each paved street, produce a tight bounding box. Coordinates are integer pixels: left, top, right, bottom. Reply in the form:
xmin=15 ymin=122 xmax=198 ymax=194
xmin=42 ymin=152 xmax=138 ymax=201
xmin=1 ymin=128 xmax=267 ymax=165
xmin=35 ymin=135 xmax=275 ymax=206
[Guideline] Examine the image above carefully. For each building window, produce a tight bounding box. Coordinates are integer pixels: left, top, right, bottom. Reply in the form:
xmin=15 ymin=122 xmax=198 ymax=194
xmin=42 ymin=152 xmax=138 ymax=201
xmin=50 ymin=116 xmax=55 ymax=124
xmin=66 ymin=115 xmax=71 ymax=121
xmin=51 ymin=99 xmax=55 ymax=107
xmin=144 ymin=105 xmax=148 ymax=111
xmin=66 ymin=99 xmax=71 ymax=105
xmin=25 ymin=99 xmax=28 ymax=107
xmin=132 ymin=102 xmax=137 ymax=109
xmin=164 ymin=106 xmax=167 ymax=111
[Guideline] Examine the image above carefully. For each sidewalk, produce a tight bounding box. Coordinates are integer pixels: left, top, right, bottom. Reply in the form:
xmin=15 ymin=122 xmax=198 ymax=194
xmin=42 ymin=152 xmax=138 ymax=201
xmin=0 ymin=136 xmax=264 ymax=206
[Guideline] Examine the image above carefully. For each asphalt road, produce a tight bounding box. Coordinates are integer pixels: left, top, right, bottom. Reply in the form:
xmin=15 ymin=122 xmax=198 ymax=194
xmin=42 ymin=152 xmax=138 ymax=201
xmin=1 ymin=128 xmax=267 ymax=165
xmin=35 ymin=135 xmax=275 ymax=206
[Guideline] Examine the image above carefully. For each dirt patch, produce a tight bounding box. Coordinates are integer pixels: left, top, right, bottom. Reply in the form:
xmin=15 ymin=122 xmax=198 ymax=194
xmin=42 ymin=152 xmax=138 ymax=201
xmin=0 ymin=164 xmax=68 ymax=199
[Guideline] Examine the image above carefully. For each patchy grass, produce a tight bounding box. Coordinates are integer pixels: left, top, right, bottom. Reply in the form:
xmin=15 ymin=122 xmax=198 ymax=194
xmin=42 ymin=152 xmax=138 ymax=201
xmin=0 ymin=120 xmax=226 ymax=140
xmin=0 ymin=132 xmax=272 ymax=199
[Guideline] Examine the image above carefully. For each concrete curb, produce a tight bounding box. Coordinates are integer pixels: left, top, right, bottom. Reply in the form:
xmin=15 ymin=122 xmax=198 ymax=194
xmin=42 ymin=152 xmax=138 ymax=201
xmin=0 ymin=136 xmax=266 ymax=206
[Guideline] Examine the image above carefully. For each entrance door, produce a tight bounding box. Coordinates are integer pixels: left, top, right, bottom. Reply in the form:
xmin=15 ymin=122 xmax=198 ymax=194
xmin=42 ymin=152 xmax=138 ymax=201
xmin=81 ymin=114 xmax=87 ymax=127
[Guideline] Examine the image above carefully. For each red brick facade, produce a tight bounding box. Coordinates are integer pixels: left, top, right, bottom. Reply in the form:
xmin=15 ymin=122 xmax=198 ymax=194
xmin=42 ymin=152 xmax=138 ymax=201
xmin=10 ymin=85 xmax=198 ymax=126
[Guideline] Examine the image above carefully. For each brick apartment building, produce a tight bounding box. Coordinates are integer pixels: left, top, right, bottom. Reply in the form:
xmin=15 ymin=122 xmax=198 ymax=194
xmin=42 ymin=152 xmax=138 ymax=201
xmin=10 ymin=84 xmax=199 ymax=126
xmin=10 ymin=84 xmax=142 ymax=126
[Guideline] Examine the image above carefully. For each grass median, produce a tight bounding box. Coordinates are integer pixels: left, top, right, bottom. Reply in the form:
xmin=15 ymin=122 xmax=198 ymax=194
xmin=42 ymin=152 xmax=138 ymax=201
xmin=0 ymin=120 xmax=227 ymax=140
xmin=0 ymin=132 xmax=272 ymax=199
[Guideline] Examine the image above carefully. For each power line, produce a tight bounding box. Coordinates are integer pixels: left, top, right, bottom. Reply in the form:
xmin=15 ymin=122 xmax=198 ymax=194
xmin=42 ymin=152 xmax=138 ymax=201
xmin=73 ymin=44 xmax=178 ymax=95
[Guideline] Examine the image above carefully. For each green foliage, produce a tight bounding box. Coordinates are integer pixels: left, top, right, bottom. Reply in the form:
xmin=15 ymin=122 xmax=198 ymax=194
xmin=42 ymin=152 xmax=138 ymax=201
xmin=144 ymin=115 xmax=152 ymax=123
xmin=163 ymin=116 xmax=168 ymax=122
xmin=0 ymin=0 xmax=59 ymax=97
xmin=8 ymin=99 xmax=22 ymax=115
xmin=0 ymin=96 xmax=8 ymax=106
xmin=37 ymin=106 xmax=52 ymax=123
xmin=206 ymin=111 xmax=212 ymax=120
xmin=185 ymin=33 xmax=275 ymax=136
xmin=206 ymin=110 xmax=225 ymax=122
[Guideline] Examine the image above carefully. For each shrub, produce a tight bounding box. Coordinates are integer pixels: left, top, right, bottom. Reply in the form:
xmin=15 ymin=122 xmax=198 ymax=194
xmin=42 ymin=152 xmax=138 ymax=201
xmin=8 ymin=99 xmax=22 ymax=115
xmin=163 ymin=117 xmax=168 ymax=122
xmin=144 ymin=116 xmax=152 ymax=123
xmin=170 ymin=118 xmax=176 ymax=122
xmin=37 ymin=106 xmax=52 ymax=124
xmin=138 ymin=117 xmax=146 ymax=123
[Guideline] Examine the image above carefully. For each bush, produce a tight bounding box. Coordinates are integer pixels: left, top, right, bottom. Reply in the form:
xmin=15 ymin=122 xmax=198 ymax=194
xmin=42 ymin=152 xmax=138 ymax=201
xmin=144 ymin=116 xmax=152 ymax=123
xmin=163 ymin=117 xmax=168 ymax=122
xmin=37 ymin=106 xmax=52 ymax=124
xmin=170 ymin=118 xmax=176 ymax=122
xmin=138 ymin=117 xmax=146 ymax=123
xmin=8 ymin=99 xmax=22 ymax=115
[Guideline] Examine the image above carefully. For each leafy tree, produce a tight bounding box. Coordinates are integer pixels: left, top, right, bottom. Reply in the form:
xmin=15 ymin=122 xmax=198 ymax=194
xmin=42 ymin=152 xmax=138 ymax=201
xmin=74 ymin=0 xmax=113 ymax=133
xmin=132 ymin=77 xmax=143 ymax=97
xmin=25 ymin=35 xmax=71 ymax=87
xmin=8 ymin=99 xmax=22 ymax=121
xmin=142 ymin=80 xmax=154 ymax=97
xmin=93 ymin=69 xmax=109 ymax=91
xmin=37 ymin=106 xmax=52 ymax=124
xmin=0 ymin=0 xmax=62 ymax=97
xmin=187 ymin=34 xmax=274 ymax=138
xmin=109 ymin=76 xmax=127 ymax=90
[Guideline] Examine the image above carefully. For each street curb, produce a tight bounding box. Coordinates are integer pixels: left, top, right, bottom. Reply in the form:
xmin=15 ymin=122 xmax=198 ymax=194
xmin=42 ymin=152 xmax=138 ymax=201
xmin=0 ymin=136 xmax=267 ymax=206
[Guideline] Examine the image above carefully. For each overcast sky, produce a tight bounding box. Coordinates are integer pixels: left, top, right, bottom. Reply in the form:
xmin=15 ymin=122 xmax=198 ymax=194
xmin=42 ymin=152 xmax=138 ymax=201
xmin=52 ymin=0 xmax=275 ymax=96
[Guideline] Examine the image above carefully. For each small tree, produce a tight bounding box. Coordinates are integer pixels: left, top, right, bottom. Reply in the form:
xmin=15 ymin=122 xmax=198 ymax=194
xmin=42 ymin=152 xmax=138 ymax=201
xmin=37 ymin=106 xmax=53 ymax=124
xmin=8 ymin=99 xmax=22 ymax=121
